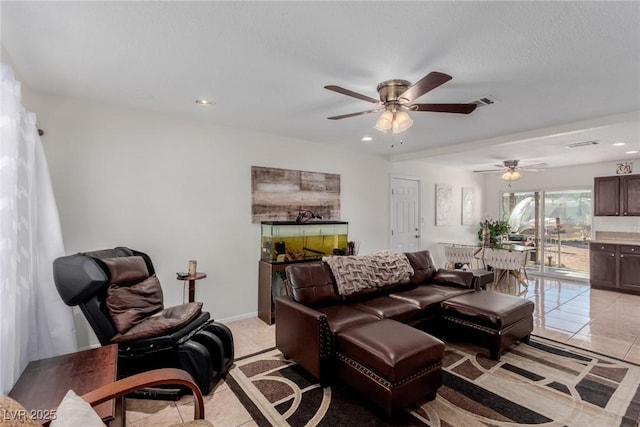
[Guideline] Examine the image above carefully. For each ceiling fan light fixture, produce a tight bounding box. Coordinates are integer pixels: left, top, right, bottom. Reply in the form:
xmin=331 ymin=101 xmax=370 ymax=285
xmin=375 ymin=109 xmax=413 ymax=134
xmin=392 ymin=111 xmax=413 ymax=134
xmin=374 ymin=110 xmax=394 ymax=132
xmin=501 ymin=170 xmax=521 ymax=181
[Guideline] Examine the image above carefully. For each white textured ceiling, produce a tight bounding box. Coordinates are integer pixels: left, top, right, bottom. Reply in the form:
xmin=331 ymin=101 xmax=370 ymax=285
xmin=2 ymin=1 xmax=640 ymax=170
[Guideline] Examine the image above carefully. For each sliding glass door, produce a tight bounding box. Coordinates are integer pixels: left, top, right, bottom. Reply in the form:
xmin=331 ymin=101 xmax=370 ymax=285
xmin=501 ymin=189 xmax=591 ymax=279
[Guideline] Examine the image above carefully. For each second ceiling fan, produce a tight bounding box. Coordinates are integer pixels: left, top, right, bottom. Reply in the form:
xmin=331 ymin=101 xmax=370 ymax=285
xmin=474 ymin=160 xmax=548 ymax=181
xmin=325 ymin=71 xmax=477 ymax=134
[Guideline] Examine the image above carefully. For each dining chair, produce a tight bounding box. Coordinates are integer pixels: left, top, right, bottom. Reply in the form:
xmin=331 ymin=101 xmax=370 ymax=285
xmin=484 ymin=249 xmax=529 ymax=288
xmin=444 ymin=246 xmax=477 ymax=269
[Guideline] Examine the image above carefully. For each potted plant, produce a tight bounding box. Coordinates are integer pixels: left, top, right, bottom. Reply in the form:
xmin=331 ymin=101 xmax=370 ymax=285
xmin=477 ymin=218 xmax=510 ymax=247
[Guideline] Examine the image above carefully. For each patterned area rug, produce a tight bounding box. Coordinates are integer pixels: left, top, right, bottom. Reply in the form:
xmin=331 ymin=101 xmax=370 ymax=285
xmin=227 ymin=336 xmax=640 ymax=426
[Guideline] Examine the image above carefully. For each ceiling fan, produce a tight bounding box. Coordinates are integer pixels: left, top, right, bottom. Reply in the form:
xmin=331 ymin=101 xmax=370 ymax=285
xmin=473 ymin=160 xmax=548 ymax=181
xmin=324 ymin=71 xmax=477 ymax=134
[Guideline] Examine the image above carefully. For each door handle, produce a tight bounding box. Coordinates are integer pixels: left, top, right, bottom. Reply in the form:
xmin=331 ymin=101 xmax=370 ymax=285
xmin=415 ymin=235 xmax=420 ymax=239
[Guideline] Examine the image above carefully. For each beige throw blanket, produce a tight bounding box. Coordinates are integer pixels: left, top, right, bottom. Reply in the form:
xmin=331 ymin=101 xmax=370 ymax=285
xmin=323 ymin=250 xmax=414 ymax=296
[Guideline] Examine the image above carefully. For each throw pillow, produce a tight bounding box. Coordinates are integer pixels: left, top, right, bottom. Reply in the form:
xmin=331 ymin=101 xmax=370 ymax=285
xmin=106 ymin=274 xmax=164 ymax=334
xmin=49 ymin=390 xmax=105 ymax=427
xmin=101 ymin=256 xmax=149 ymax=285
xmin=111 ymin=302 xmax=203 ymax=343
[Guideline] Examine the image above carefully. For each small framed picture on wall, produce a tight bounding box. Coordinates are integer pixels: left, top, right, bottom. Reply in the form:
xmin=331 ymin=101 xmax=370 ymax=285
xmin=435 ymin=184 xmax=452 ymax=226
xmin=616 ymin=162 xmax=633 ymax=175
xmin=462 ymin=187 xmax=475 ymax=226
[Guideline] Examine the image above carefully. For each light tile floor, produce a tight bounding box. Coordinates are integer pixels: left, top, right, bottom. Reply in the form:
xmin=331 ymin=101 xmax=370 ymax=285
xmin=126 ymin=276 xmax=640 ymax=426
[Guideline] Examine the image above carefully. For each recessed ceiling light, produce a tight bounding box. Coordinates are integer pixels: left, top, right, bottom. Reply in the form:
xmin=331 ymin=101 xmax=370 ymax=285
xmin=195 ymin=99 xmax=214 ymax=106
xmin=361 ymin=136 xmax=373 ymax=142
xmin=613 ymin=142 xmax=627 ymax=147
xmin=626 ymin=150 xmax=639 ymax=154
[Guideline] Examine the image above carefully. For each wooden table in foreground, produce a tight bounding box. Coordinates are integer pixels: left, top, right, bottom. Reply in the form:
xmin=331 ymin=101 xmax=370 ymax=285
xmin=9 ymin=344 xmax=121 ymax=426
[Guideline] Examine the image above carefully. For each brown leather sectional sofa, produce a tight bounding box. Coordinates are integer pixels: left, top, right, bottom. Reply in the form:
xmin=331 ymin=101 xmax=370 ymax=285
xmin=275 ymin=250 xmax=476 ymax=382
xmin=275 ymin=250 xmax=535 ymax=415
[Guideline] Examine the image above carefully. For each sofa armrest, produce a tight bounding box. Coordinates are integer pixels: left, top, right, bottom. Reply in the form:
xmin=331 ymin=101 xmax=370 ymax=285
xmin=433 ymin=268 xmax=475 ymax=288
xmin=275 ymin=296 xmax=329 ymax=381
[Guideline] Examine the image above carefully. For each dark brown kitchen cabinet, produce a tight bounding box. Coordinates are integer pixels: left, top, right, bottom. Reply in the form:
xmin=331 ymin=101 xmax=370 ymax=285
xmin=620 ymin=175 xmax=640 ymax=216
xmin=590 ymin=243 xmax=640 ymax=295
xmin=589 ymin=243 xmax=617 ymax=289
xmin=594 ymin=174 xmax=640 ymax=216
xmin=619 ymin=245 xmax=640 ymax=291
xmin=594 ymin=176 xmax=620 ymax=216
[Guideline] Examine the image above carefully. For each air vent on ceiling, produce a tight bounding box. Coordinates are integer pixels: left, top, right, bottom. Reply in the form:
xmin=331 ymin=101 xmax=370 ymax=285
xmin=565 ymin=140 xmax=599 ymax=148
xmin=470 ymin=95 xmax=499 ymax=107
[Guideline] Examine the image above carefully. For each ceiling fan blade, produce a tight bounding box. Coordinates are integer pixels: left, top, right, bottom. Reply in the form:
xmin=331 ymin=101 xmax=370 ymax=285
xmin=327 ymin=108 xmax=383 ymax=120
xmin=473 ymin=169 xmax=503 ymax=173
xmin=520 ymin=163 xmax=549 ymax=169
xmin=324 ymin=85 xmax=380 ymax=104
xmin=412 ymin=103 xmax=477 ymax=114
xmin=398 ymin=71 xmax=452 ymax=103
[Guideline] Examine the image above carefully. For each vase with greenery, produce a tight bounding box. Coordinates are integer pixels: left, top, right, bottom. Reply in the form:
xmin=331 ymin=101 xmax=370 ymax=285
xmin=477 ymin=218 xmax=510 ymax=246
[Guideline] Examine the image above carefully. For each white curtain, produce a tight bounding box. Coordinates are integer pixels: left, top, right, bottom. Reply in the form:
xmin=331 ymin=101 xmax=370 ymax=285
xmin=0 ymin=64 xmax=77 ymax=394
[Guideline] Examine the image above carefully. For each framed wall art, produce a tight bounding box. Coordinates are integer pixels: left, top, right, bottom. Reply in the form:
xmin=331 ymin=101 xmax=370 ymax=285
xmin=461 ymin=187 xmax=475 ymax=226
xmin=435 ymin=184 xmax=452 ymax=226
xmin=616 ymin=162 xmax=633 ymax=175
xmin=251 ymin=166 xmax=341 ymax=223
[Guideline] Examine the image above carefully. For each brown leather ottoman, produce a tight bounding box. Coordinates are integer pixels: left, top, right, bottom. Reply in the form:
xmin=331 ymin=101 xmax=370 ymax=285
xmin=335 ymin=319 xmax=444 ymax=416
xmin=441 ymin=290 xmax=534 ymax=360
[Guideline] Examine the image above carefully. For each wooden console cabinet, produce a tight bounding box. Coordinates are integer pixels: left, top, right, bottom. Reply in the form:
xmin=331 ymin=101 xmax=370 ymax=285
xmin=594 ymin=174 xmax=640 ymax=216
xmin=258 ymin=261 xmax=286 ymax=325
xmin=590 ymin=243 xmax=640 ymax=294
xmin=258 ymin=260 xmax=316 ymax=324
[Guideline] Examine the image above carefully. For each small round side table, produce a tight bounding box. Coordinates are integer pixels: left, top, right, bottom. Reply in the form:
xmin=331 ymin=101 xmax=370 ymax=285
xmin=177 ymin=272 xmax=206 ymax=303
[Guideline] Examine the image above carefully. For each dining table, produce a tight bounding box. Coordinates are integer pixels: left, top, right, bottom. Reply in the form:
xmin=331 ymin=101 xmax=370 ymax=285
xmin=440 ymin=241 xmax=536 ymax=285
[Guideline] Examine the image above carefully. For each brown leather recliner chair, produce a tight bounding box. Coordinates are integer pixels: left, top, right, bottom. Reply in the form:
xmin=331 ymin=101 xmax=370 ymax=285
xmin=53 ymin=247 xmax=234 ymax=397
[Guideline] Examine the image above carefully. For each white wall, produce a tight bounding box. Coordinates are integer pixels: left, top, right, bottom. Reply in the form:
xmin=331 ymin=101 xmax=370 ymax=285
xmin=390 ymin=160 xmax=485 ymax=268
xmin=25 ymin=91 xmax=392 ymax=348
xmin=483 ymin=161 xmax=640 ymax=233
xmin=27 ymin=88 xmax=634 ymax=349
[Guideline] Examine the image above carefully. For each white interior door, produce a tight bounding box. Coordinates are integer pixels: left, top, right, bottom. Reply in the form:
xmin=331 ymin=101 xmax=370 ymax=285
xmin=391 ymin=177 xmax=420 ymax=251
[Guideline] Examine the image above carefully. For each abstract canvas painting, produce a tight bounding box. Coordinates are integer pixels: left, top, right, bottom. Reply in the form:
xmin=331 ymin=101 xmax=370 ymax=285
xmin=435 ymin=184 xmax=452 ymax=226
xmin=251 ymin=166 xmax=341 ymax=223
xmin=462 ymin=187 xmax=475 ymax=225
